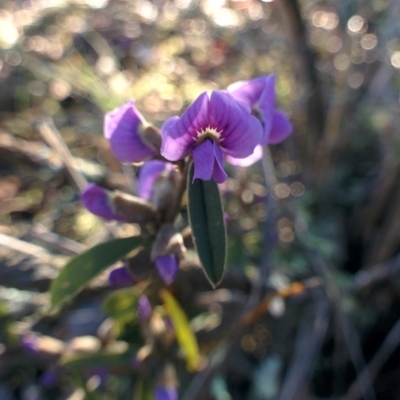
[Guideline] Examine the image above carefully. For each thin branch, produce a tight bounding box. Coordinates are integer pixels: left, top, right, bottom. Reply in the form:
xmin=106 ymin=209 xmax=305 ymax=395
xmin=36 ymin=118 xmax=88 ymax=191
xmin=277 ymin=296 xmax=330 ymax=400
xmin=345 ymin=316 xmax=400 ymax=400
xmin=0 ymin=232 xmax=50 ymax=258
xmin=295 ymin=222 xmax=377 ymax=400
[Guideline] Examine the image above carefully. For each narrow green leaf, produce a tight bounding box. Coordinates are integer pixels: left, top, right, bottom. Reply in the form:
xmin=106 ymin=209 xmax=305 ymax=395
xmin=50 ymin=236 xmax=142 ymax=307
xmin=187 ymin=163 xmax=227 ymax=287
xmin=134 ymin=377 xmax=155 ymax=400
xmin=161 ymin=289 xmax=200 ymax=372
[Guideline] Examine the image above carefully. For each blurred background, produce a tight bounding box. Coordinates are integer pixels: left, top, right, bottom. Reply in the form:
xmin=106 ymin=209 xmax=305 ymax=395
xmin=1 ymin=0 xmax=400 ymax=398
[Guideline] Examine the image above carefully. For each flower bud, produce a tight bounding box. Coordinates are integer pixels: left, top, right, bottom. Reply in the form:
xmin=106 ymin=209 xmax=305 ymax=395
xmin=155 ymin=385 xmax=178 ymax=400
xmin=112 ymin=191 xmax=158 ymax=223
xmin=138 ymin=295 xmax=152 ymax=320
xmin=155 ymin=364 xmax=178 ymax=400
xmin=40 ymin=371 xmax=60 ymax=388
xmin=108 ymin=265 xmax=136 ymax=286
xmin=155 ymin=254 xmax=178 ymax=285
xmin=137 ymin=160 xmax=180 ymax=214
xmin=152 ymin=225 xmax=186 ymax=285
xmin=81 ymin=184 xmax=128 ymax=221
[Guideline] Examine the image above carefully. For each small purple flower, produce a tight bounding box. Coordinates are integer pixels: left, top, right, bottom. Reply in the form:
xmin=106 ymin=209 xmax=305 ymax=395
xmin=21 ymin=334 xmax=39 ymax=354
xmin=80 ymin=184 xmax=127 ymax=221
xmin=227 ymin=74 xmax=292 ymax=146
xmin=104 ymin=100 xmax=155 ymax=163
xmin=156 ymin=254 xmax=178 ymax=285
xmin=155 ymin=385 xmax=178 ymax=400
xmin=137 ymin=160 xmax=175 ymax=201
xmin=108 ymin=265 xmax=135 ymax=286
xmin=138 ymin=295 xmax=152 ymax=320
xmin=161 ymin=91 xmax=262 ymax=183
xmin=40 ymin=371 xmax=60 ymax=388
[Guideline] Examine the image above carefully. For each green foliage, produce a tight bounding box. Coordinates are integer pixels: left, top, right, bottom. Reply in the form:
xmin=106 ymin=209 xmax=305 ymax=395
xmin=62 ymin=348 xmax=135 ymax=370
xmin=103 ymin=288 xmax=140 ymax=322
xmin=187 ymin=163 xmax=227 ymax=287
xmin=50 ymin=236 xmax=142 ymax=307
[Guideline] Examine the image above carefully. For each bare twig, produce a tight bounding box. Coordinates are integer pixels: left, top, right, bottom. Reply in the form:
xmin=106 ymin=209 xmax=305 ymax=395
xmin=278 ymin=296 xmax=330 ymax=400
xmin=295 ymin=222 xmax=377 ymax=400
xmin=350 ymin=251 xmax=400 ymax=293
xmin=36 ymin=118 xmax=88 ymax=191
xmin=0 ymin=232 xmax=50 ymax=258
xmin=26 ymin=224 xmax=87 ymax=255
xmin=345 ymin=317 xmax=400 ymax=400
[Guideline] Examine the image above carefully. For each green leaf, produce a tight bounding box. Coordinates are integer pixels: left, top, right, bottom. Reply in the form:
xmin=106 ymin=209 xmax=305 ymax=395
xmin=161 ymin=289 xmax=200 ymax=372
xmin=103 ymin=288 xmax=140 ymax=322
xmin=50 ymin=236 xmax=142 ymax=307
xmin=187 ymin=163 xmax=227 ymax=287
xmin=134 ymin=377 xmax=155 ymax=400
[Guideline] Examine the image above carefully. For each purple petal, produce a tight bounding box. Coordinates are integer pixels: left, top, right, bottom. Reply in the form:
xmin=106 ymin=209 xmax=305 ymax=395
xmin=40 ymin=371 xmax=60 ymax=388
xmin=80 ymin=184 xmax=127 ymax=221
xmin=137 ymin=161 xmax=174 ymax=200
xmin=227 ymin=76 xmax=269 ymax=108
xmin=138 ymin=295 xmax=152 ymax=320
xmin=108 ymin=265 xmax=135 ymax=286
xmin=212 ymin=142 xmax=227 ymax=183
xmin=192 ymin=139 xmax=215 ymax=182
xmin=104 ymin=100 xmax=155 ymax=163
xmin=155 ymin=386 xmax=178 ymax=400
xmin=225 ymin=144 xmax=263 ymax=167
xmin=156 ymin=254 xmax=178 ymax=285
xmin=268 ymin=110 xmax=293 ymax=144
xmin=208 ymin=91 xmax=262 ymax=159
xmin=161 ymin=92 xmax=209 ymax=161
xmin=258 ymin=75 xmax=276 ymax=145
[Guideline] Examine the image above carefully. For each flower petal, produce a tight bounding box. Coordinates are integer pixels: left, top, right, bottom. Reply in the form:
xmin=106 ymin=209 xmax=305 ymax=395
xmin=212 ymin=142 xmax=228 ymax=183
xmin=156 ymin=254 xmax=178 ymax=285
xmin=161 ymin=92 xmax=209 ymax=161
xmin=137 ymin=160 xmax=174 ymax=200
xmin=227 ymin=76 xmax=268 ymax=108
xmin=268 ymin=110 xmax=293 ymax=144
xmin=104 ymin=100 xmax=154 ymax=163
xmin=208 ymin=91 xmax=262 ymax=159
xmin=192 ymin=139 xmax=214 ymax=181
xmin=258 ymin=74 xmax=276 ymax=144
xmin=225 ymin=144 xmax=263 ymax=167
xmin=81 ymin=184 xmax=127 ymax=221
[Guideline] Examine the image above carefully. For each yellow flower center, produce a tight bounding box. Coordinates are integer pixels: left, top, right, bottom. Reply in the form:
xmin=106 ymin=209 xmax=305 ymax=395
xmin=196 ymin=126 xmax=222 ymax=144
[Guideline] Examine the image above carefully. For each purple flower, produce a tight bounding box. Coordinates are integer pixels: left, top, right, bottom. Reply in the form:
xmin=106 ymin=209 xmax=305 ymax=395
xmin=137 ymin=160 xmax=175 ymax=201
xmin=108 ymin=265 xmax=136 ymax=286
xmin=227 ymin=74 xmax=292 ymax=146
xmin=104 ymin=100 xmax=155 ymax=163
xmin=81 ymin=184 xmax=128 ymax=221
xmin=138 ymin=295 xmax=152 ymax=320
xmin=161 ymin=91 xmax=262 ymax=183
xmin=156 ymin=254 xmax=178 ymax=285
xmin=155 ymin=385 xmax=178 ymax=400
xmin=21 ymin=334 xmax=39 ymax=354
